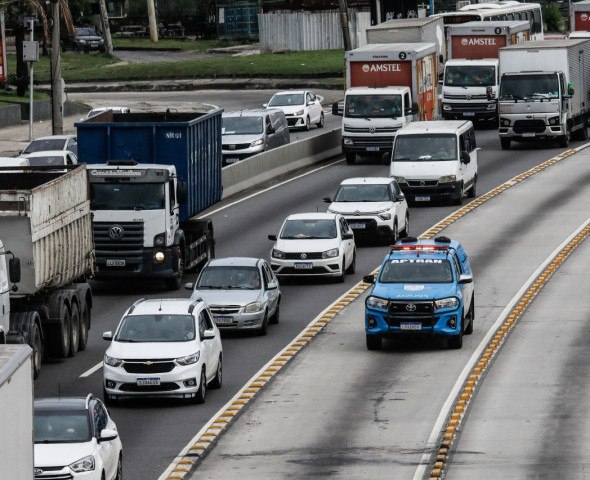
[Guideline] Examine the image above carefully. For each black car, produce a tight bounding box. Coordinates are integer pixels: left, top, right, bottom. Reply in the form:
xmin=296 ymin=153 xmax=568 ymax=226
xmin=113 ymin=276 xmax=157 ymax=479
xmin=63 ymin=27 xmax=105 ymax=52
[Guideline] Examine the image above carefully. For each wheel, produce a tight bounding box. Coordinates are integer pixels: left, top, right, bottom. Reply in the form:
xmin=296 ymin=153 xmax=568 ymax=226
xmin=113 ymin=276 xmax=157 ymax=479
xmin=401 ymin=213 xmax=410 ymax=238
xmin=304 ymin=115 xmax=311 ymax=131
xmin=500 ymin=138 xmax=511 ymax=150
xmin=31 ymin=321 xmax=43 ymax=379
xmin=467 ymin=177 xmax=477 ymax=199
xmin=316 ymin=111 xmax=325 ymax=128
xmin=465 ymin=296 xmax=475 ymax=335
xmin=68 ymin=304 xmax=80 ymax=357
xmin=51 ymin=306 xmax=71 ymax=359
xmin=114 ymin=453 xmax=123 ymax=480
xmin=346 ymin=250 xmax=356 ymax=274
xmin=337 ymin=259 xmax=346 ymax=283
xmin=345 ymin=153 xmax=356 ymax=165
xmin=78 ymin=301 xmax=90 ymax=352
xmin=193 ymin=368 xmax=207 ymax=404
xmin=453 ymin=184 xmax=464 ymax=206
xmin=558 ymin=130 xmax=570 ymax=148
xmin=388 ymin=221 xmax=398 ymax=245
xmin=270 ymin=302 xmax=280 ymax=324
xmin=366 ymin=334 xmax=382 ymax=351
xmin=165 ymin=250 xmax=184 ymax=290
xmin=210 ymin=355 xmax=223 ymax=389
xmin=447 ymin=321 xmax=464 ymax=349
xmin=258 ymin=311 xmax=269 ymax=336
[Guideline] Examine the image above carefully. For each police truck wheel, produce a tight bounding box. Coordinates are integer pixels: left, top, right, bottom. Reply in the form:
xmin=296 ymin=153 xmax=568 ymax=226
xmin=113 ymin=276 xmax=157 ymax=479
xmin=345 ymin=153 xmax=356 ymax=165
xmin=500 ymin=138 xmax=511 ymax=150
xmin=366 ymin=334 xmax=382 ymax=351
xmin=448 ymin=322 xmax=464 ymax=349
xmin=465 ymin=296 xmax=475 ymax=335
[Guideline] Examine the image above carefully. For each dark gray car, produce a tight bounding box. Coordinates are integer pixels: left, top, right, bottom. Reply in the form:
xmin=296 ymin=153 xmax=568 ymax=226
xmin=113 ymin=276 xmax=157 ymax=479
xmin=63 ymin=27 xmax=105 ymax=52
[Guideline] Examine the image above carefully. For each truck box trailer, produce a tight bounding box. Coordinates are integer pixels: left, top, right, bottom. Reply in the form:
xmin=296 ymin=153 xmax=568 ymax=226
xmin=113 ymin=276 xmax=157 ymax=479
xmin=76 ymin=111 xmax=223 ymax=289
xmin=0 ymin=166 xmax=94 ymax=378
xmin=498 ymin=39 xmax=590 ymax=149
xmin=0 ymin=345 xmax=33 ymax=480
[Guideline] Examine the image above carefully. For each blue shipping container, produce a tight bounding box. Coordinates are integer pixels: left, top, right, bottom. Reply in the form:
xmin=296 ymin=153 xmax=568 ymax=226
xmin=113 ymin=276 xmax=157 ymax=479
xmin=75 ymin=110 xmax=223 ymax=221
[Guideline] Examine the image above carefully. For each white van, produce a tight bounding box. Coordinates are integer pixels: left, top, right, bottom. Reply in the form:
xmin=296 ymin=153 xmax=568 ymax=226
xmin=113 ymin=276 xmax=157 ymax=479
xmin=389 ymin=120 xmax=478 ymax=205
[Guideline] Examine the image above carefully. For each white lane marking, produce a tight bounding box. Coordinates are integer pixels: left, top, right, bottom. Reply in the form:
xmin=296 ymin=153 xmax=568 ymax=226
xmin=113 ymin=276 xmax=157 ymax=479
xmin=196 ymin=158 xmax=344 ymax=219
xmin=412 ymin=217 xmax=590 ymax=480
xmin=80 ymin=362 xmax=103 ymax=378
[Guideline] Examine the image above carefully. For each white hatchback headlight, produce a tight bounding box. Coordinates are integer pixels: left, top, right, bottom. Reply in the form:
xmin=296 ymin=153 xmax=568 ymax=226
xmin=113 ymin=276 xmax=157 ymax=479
xmin=322 ymin=248 xmax=339 ymax=259
xmin=177 ymin=352 xmax=200 ymax=366
xmin=70 ymin=455 xmax=95 ymax=473
xmin=434 ymin=297 xmax=459 ymax=310
xmin=294 ymin=110 xmax=304 ymax=116
xmin=244 ymin=302 xmax=262 ymax=313
xmin=104 ymin=355 xmax=122 ymax=367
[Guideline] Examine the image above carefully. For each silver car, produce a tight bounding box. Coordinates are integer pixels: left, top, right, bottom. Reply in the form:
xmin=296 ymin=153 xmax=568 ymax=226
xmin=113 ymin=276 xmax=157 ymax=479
xmin=186 ymin=257 xmax=281 ymax=336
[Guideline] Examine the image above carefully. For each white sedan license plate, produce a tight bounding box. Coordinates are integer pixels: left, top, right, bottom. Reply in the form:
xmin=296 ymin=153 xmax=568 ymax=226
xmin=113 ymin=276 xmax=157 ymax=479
xmin=366 ymin=146 xmax=380 ymax=152
xmin=349 ymin=222 xmax=365 ymax=229
xmin=214 ymin=316 xmax=233 ymax=324
xmin=137 ymin=377 xmax=160 ymax=386
xmin=415 ymin=196 xmax=430 ymax=202
xmin=522 ymin=132 xmax=535 ymax=138
xmin=106 ymin=259 xmax=125 ymax=267
xmin=294 ymin=262 xmax=313 ymax=270
xmin=400 ymin=322 xmax=422 ymax=331
xmin=464 ymin=112 xmax=475 ymax=117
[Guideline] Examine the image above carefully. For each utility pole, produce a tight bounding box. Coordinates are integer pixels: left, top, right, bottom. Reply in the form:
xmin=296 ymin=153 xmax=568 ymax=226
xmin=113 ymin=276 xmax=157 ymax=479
xmin=338 ymin=0 xmax=352 ymax=51
xmin=51 ymin=0 xmax=63 ymax=135
xmin=98 ymin=0 xmax=113 ymax=55
xmin=147 ymin=0 xmax=158 ymax=43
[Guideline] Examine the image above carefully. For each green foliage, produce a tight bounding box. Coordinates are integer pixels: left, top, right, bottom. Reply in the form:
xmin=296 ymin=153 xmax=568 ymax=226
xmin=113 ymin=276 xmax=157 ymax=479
xmin=543 ymin=2 xmax=564 ymax=33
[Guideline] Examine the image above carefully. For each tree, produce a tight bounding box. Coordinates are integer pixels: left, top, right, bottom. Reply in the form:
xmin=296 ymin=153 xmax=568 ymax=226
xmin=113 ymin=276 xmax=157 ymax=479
xmin=543 ymin=2 xmax=564 ymax=33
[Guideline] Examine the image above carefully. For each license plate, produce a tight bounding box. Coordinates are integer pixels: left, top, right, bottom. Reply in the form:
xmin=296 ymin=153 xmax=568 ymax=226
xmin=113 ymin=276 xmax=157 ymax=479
xmin=522 ymin=133 xmax=535 ymax=138
xmin=349 ymin=222 xmax=365 ymax=229
xmin=294 ymin=262 xmax=313 ymax=269
xmin=137 ymin=377 xmax=160 ymax=386
xmin=106 ymin=259 xmax=125 ymax=267
xmin=91 ymin=42 xmax=98 ymax=46
xmin=415 ymin=196 xmax=430 ymax=202
xmin=214 ymin=316 xmax=233 ymax=324
xmin=225 ymin=157 xmax=239 ymax=163
xmin=366 ymin=146 xmax=380 ymax=151
xmin=400 ymin=322 xmax=422 ymax=331
xmin=464 ymin=112 xmax=475 ymax=117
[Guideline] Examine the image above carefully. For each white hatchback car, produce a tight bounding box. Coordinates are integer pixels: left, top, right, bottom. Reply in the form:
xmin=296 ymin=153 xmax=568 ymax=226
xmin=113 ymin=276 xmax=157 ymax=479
xmin=22 ymin=150 xmax=79 ymax=167
xmin=324 ymin=177 xmax=409 ymax=244
xmin=268 ymin=212 xmax=356 ymax=282
xmin=22 ymin=134 xmax=78 ymax=156
xmin=102 ymin=298 xmax=223 ymax=404
xmin=265 ymin=90 xmax=325 ymax=130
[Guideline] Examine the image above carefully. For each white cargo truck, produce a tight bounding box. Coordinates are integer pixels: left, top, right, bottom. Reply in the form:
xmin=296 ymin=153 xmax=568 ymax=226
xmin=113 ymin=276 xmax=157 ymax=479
xmin=498 ymin=39 xmax=590 ymax=149
xmin=0 ymin=165 xmax=94 ymax=378
xmin=0 ymin=344 xmax=33 ymax=480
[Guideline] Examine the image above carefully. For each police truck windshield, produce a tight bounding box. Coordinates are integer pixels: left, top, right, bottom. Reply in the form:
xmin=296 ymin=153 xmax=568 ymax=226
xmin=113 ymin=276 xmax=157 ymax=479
xmin=380 ymin=259 xmax=453 ymax=283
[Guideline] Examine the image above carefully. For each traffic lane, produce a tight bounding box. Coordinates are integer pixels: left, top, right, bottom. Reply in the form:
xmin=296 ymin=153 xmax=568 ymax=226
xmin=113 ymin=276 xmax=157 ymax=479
xmin=189 ymin=147 xmax=590 ymax=479
xmin=447 ymin=238 xmax=590 ymax=479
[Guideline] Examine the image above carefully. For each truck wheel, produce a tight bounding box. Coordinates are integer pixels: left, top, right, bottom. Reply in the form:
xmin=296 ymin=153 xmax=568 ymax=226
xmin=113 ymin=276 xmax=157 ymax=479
xmin=53 ymin=307 xmax=72 ymax=359
xmin=558 ymin=130 xmax=570 ymax=148
xmin=68 ymin=304 xmax=80 ymax=357
xmin=345 ymin=153 xmax=356 ymax=165
xmin=448 ymin=320 xmax=464 ymax=349
xmin=366 ymin=334 xmax=382 ymax=351
xmin=500 ymin=138 xmax=511 ymax=150
xmin=166 ymin=252 xmax=184 ymax=291
xmin=576 ymin=124 xmax=588 ymax=140
xmin=467 ymin=178 xmax=477 ymax=198
xmin=32 ymin=322 xmax=43 ymax=379
xmin=78 ymin=301 xmax=90 ymax=352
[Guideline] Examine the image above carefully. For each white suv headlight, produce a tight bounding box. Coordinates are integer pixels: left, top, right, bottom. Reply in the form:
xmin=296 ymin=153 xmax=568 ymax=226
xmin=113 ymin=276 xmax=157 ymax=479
xmin=367 ymin=296 xmax=389 ymax=309
xmin=378 ymin=212 xmax=392 ymax=220
xmin=70 ymin=455 xmax=95 ymax=473
xmin=434 ymin=297 xmax=459 ymax=310
xmin=244 ymin=302 xmax=262 ymax=313
xmin=104 ymin=355 xmax=122 ymax=367
xmin=322 ymin=248 xmax=339 ymax=259
xmin=177 ymin=352 xmax=200 ymax=366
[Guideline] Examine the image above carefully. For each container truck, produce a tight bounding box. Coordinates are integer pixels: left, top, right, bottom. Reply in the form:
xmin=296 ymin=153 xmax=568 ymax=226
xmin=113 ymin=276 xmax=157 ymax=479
xmin=442 ymin=21 xmax=530 ymax=122
xmin=0 ymin=166 xmax=94 ymax=379
xmin=571 ymin=0 xmax=590 ymax=32
xmin=498 ymin=39 xmax=590 ymax=149
xmin=0 ymin=345 xmax=33 ymax=480
xmin=332 ymin=43 xmax=438 ymax=164
xmin=76 ymin=111 xmax=223 ymax=290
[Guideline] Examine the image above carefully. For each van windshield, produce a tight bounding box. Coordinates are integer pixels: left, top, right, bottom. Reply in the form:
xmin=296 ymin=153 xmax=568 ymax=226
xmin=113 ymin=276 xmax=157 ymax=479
xmin=392 ymin=134 xmax=457 ymax=161
xmin=499 ymin=74 xmax=559 ymax=101
xmin=345 ymin=94 xmax=403 ymax=118
xmin=222 ymin=116 xmax=263 ymax=135
xmin=445 ymin=65 xmax=495 ymax=87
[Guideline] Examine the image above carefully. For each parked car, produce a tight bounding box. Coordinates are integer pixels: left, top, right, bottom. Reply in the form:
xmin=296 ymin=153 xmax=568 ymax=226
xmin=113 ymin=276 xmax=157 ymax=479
xmin=324 ymin=177 xmax=409 ymax=244
xmin=21 ymin=150 xmax=79 ymax=167
xmin=265 ymin=90 xmax=325 ymax=130
xmin=86 ymin=106 xmax=131 ymax=119
xmin=186 ymin=257 xmax=281 ymax=336
xmin=34 ymin=395 xmax=123 ymax=480
xmin=0 ymin=157 xmax=30 ymax=167
xmin=222 ymin=109 xmax=290 ymax=166
xmin=102 ymin=298 xmax=223 ymax=404
xmin=63 ymin=27 xmax=105 ymax=52
xmin=22 ymin=134 xmax=78 ymax=156
xmin=268 ymin=212 xmax=356 ymax=282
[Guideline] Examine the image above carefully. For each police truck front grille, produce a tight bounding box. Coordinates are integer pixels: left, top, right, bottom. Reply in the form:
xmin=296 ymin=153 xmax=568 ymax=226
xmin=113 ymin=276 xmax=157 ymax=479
xmin=389 ymin=301 xmax=434 ymax=315
xmin=513 ymin=120 xmax=546 ymax=134
xmin=123 ymin=361 xmax=175 ymax=374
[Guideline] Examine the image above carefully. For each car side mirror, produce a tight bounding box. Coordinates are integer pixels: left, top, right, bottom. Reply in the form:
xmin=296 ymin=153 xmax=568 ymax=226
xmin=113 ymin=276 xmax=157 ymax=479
xmin=177 ymin=181 xmax=188 ymax=204
xmin=99 ymin=429 xmax=118 ymax=443
xmin=363 ymin=275 xmax=375 ymax=284
xmin=102 ymin=331 xmax=113 ymax=341
xmin=411 ymin=102 xmax=419 ymax=113
xmin=8 ymin=257 xmax=21 ymax=283
xmin=268 ymin=234 xmax=277 ymax=241
xmin=332 ymin=101 xmax=343 ymax=116
xmin=267 ymin=281 xmax=278 ymax=290
xmin=342 ymin=232 xmax=354 ymax=240
xmin=262 ymin=103 xmax=268 ymax=108
xmin=323 ymin=196 xmax=332 ymax=203
xmin=395 ymin=194 xmax=405 ymax=202
xmin=438 ymin=79 xmax=444 ymax=86
xmin=203 ymin=330 xmax=216 ymax=340
xmin=184 ymin=282 xmax=194 ymax=290
xmin=461 ymin=151 xmax=471 ymax=164
xmin=459 ymin=274 xmax=473 ymax=284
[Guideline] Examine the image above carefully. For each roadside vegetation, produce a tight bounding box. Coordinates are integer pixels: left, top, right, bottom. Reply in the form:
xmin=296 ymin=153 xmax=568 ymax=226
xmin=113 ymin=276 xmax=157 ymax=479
xmin=111 ymin=38 xmax=231 ymax=52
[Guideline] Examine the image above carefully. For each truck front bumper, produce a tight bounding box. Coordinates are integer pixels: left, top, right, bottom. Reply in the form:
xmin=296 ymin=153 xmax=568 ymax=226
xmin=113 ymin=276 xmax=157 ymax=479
xmin=342 ymin=136 xmax=395 ymax=155
xmin=398 ymin=180 xmax=463 ymax=203
xmin=442 ymin=102 xmax=497 ymax=121
xmin=499 ymin=116 xmax=565 ymax=140
xmin=94 ymin=246 xmax=177 ymax=279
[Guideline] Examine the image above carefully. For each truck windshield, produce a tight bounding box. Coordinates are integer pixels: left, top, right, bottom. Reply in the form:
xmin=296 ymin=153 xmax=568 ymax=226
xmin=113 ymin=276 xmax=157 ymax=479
xmin=90 ymin=183 xmax=165 ymax=210
xmin=222 ymin=116 xmax=263 ymax=135
xmin=34 ymin=411 xmax=92 ymax=443
xmin=380 ymin=259 xmax=453 ymax=283
xmin=334 ymin=184 xmax=390 ymax=202
xmin=116 ymin=314 xmax=196 ymax=342
xmin=445 ymin=65 xmax=495 ymax=87
xmin=499 ymin=74 xmax=559 ymax=101
xmin=392 ymin=134 xmax=457 ymax=161
xmin=345 ymin=94 xmax=403 ymax=118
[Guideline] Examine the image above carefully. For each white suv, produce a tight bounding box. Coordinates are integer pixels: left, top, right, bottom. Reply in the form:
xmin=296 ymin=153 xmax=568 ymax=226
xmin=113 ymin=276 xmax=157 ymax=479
xmin=324 ymin=177 xmax=409 ymax=244
xmin=268 ymin=212 xmax=356 ymax=282
xmin=102 ymin=298 xmax=223 ymax=404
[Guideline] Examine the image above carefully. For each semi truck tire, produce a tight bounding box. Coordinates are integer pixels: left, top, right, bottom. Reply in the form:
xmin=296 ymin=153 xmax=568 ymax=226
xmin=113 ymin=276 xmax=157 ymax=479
xmin=78 ymin=299 xmax=90 ymax=351
xmin=48 ymin=300 xmax=71 ymax=359
xmin=166 ymin=249 xmax=184 ymax=291
xmin=10 ymin=311 xmax=44 ymax=378
xmin=68 ymin=303 xmax=80 ymax=357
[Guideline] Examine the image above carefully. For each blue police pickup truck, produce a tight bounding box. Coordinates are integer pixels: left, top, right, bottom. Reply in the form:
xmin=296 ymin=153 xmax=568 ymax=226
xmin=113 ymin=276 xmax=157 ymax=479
xmin=363 ymin=236 xmax=475 ymax=350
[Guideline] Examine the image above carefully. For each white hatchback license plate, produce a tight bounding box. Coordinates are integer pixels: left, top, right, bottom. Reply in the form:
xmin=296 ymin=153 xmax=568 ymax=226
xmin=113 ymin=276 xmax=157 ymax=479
xmin=366 ymin=146 xmax=380 ymax=152
xmin=214 ymin=316 xmax=233 ymax=324
xmin=522 ymin=133 xmax=535 ymax=138
xmin=464 ymin=112 xmax=475 ymax=117
xmin=106 ymin=259 xmax=125 ymax=267
xmin=415 ymin=196 xmax=430 ymax=202
xmin=400 ymin=322 xmax=422 ymax=331
xmin=294 ymin=262 xmax=313 ymax=269
xmin=349 ymin=222 xmax=365 ymax=229
xmin=137 ymin=377 xmax=160 ymax=386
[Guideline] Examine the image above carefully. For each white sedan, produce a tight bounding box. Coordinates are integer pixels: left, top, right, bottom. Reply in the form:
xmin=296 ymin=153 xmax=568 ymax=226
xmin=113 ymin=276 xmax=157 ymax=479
xmin=21 ymin=150 xmax=79 ymax=167
xmin=268 ymin=212 xmax=356 ymax=282
xmin=22 ymin=134 xmax=78 ymax=155
xmin=265 ymin=90 xmax=325 ymax=130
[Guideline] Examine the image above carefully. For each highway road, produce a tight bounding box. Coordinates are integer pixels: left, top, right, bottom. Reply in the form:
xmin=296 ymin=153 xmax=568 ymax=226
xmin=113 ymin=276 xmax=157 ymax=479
xmin=32 ymin=89 xmax=590 ymax=480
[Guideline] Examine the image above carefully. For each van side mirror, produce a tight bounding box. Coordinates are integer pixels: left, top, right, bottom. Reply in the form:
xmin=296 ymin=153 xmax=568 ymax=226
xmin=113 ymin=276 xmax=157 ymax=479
xmin=407 ymin=102 xmax=419 ymax=115
xmin=8 ymin=257 xmax=21 ymax=284
xmin=268 ymin=234 xmax=277 ymax=241
xmin=332 ymin=101 xmax=343 ymax=116
xmin=177 ymin=181 xmax=188 ymax=204
xmin=461 ymin=151 xmax=471 ymax=164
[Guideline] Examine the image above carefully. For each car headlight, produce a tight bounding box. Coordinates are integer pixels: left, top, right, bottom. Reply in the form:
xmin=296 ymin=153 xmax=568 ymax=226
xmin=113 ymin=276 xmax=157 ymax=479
xmin=442 ymin=104 xmax=452 ymax=111
xmin=154 ymin=233 xmax=166 ymax=247
xmin=271 ymin=248 xmax=285 ymax=259
xmin=244 ymin=302 xmax=262 ymax=313
xmin=78 ymin=39 xmax=87 ymax=43
xmin=343 ymin=137 xmax=354 ymax=145
xmin=486 ymin=103 xmax=497 ymax=110
xmin=434 ymin=297 xmax=459 ymax=310
xmin=294 ymin=110 xmax=304 ymax=116
xmin=439 ymin=175 xmax=457 ymax=184
xmin=548 ymin=116 xmax=560 ymax=125
xmin=366 ymin=296 xmax=389 ymax=309
xmin=177 ymin=352 xmax=200 ymax=366
xmin=153 ymin=251 xmax=165 ymax=263
xmin=392 ymin=176 xmax=406 ymax=184
xmin=250 ymin=139 xmax=264 ymax=147
xmin=322 ymin=248 xmax=339 ymax=259
xmin=70 ymin=455 xmax=95 ymax=473
xmin=376 ymin=209 xmax=392 ymax=220
xmin=104 ymin=355 xmax=122 ymax=367
xmin=500 ymin=117 xmax=511 ymax=127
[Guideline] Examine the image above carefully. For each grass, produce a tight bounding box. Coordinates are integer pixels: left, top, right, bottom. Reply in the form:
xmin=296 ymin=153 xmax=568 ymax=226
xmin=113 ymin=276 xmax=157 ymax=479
xmin=112 ymin=38 xmax=230 ymax=52
xmin=0 ymin=90 xmax=50 ymax=103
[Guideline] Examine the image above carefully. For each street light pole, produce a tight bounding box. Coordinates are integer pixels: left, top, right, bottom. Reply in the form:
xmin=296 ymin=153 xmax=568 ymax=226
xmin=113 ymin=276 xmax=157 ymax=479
xmin=29 ymin=17 xmax=33 ymax=141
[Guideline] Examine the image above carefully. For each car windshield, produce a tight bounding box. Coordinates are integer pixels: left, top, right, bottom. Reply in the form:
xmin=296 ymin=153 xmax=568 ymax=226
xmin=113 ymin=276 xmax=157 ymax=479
xmin=23 ymin=139 xmax=66 ymax=154
xmin=392 ymin=134 xmax=457 ymax=161
xmin=34 ymin=411 xmax=91 ymax=444
xmin=379 ymin=259 xmax=453 ymax=283
xmin=444 ymin=65 xmax=495 ymax=87
xmin=90 ymin=183 xmax=165 ymax=210
xmin=499 ymin=74 xmax=559 ymax=100
xmin=280 ymin=219 xmax=337 ymax=239
xmin=27 ymin=156 xmax=64 ymax=166
xmin=76 ymin=28 xmax=98 ymax=36
xmin=269 ymin=93 xmax=304 ymax=106
xmin=115 ymin=314 xmax=196 ymax=342
xmin=334 ymin=184 xmax=390 ymax=202
xmin=222 ymin=116 xmax=263 ymax=135
xmin=197 ymin=266 xmax=261 ymax=290
xmin=345 ymin=94 xmax=403 ymax=118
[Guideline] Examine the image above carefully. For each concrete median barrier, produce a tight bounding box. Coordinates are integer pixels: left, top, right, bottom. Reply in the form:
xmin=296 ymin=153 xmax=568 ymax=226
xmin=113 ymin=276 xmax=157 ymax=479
xmin=222 ymin=127 xmax=342 ymax=199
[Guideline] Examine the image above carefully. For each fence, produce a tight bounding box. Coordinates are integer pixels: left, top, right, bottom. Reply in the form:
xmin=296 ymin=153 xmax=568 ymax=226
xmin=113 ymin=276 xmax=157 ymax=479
xmin=258 ymin=10 xmax=371 ymax=52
